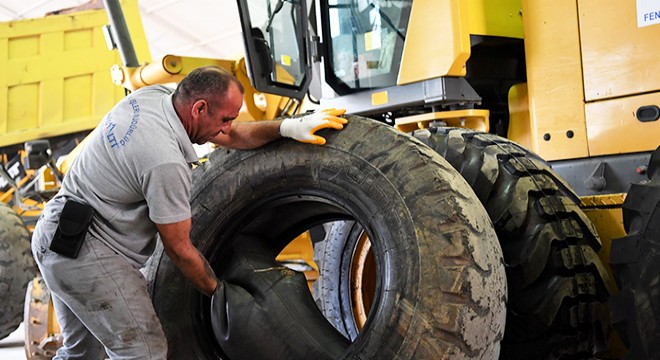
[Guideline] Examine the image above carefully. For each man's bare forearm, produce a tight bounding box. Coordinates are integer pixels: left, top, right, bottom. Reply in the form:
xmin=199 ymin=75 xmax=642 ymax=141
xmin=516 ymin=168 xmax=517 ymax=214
xmin=212 ymin=120 xmax=282 ymax=149
xmin=156 ymin=220 xmax=218 ymax=296
xmin=164 ymin=245 xmax=218 ymax=296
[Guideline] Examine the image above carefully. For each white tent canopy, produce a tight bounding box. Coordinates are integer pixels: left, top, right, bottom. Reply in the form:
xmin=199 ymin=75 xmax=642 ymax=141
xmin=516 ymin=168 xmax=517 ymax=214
xmin=0 ymin=0 xmax=245 ymax=61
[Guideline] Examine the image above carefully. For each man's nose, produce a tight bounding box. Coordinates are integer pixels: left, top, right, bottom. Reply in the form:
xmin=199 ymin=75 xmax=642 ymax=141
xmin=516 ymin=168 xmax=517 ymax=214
xmin=221 ymin=120 xmax=233 ymax=134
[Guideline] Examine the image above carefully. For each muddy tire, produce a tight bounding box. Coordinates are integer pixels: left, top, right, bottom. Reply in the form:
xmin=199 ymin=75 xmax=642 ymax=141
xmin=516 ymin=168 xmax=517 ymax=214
xmin=0 ymin=202 xmax=34 ymax=340
xmin=609 ymin=147 xmax=660 ymax=359
xmin=145 ymin=116 xmax=506 ymax=359
xmin=405 ymin=128 xmax=612 ymax=359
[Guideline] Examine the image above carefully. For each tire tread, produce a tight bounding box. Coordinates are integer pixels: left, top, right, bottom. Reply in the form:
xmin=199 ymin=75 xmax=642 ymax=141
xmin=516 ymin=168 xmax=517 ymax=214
xmin=413 ymin=127 xmax=612 ymax=359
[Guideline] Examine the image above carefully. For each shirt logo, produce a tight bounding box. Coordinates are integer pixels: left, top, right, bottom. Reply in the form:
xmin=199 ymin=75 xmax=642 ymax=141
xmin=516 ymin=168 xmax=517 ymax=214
xmin=102 ymin=98 xmax=141 ymax=149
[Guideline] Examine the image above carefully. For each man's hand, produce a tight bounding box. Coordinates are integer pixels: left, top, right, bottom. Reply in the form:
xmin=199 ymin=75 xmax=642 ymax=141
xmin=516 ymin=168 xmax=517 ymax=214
xmin=279 ymin=108 xmax=348 ymax=145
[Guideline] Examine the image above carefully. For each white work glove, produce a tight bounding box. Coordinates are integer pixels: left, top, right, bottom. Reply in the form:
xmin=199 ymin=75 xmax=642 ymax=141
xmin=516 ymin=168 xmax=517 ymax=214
xmin=280 ymin=108 xmax=348 ymax=145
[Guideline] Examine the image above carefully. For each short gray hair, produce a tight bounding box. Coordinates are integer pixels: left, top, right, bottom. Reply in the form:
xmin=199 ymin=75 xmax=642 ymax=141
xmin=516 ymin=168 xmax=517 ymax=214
xmin=173 ymin=66 xmax=244 ymax=111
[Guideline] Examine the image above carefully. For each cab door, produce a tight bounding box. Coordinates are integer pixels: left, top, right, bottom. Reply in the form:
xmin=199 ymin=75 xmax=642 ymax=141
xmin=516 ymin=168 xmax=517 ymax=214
xmin=237 ymin=0 xmax=312 ymax=99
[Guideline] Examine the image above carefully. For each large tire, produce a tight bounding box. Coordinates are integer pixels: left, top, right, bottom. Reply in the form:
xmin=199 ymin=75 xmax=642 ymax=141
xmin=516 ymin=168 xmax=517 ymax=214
xmin=145 ymin=116 xmax=507 ymax=359
xmin=407 ymin=128 xmax=612 ymax=359
xmin=609 ymin=147 xmax=660 ymax=359
xmin=0 ymin=202 xmax=34 ymax=340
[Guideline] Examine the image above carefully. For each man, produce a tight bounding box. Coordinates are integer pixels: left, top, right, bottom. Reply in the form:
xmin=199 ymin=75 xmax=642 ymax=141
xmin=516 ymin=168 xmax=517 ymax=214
xmin=31 ymin=66 xmax=346 ymax=359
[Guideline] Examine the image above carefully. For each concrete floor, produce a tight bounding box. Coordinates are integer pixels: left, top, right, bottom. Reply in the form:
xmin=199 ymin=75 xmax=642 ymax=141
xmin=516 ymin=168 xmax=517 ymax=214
xmin=0 ymin=323 xmax=26 ymax=359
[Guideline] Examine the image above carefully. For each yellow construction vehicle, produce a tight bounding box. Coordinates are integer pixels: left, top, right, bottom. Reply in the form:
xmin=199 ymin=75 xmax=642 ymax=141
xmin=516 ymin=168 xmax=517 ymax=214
xmin=1 ymin=0 xmax=659 ymax=359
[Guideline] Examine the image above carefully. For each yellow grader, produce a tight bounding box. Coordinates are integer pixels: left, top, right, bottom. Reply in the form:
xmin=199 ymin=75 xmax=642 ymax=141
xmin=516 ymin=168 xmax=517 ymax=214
xmin=1 ymin=0 xmax=659 ymax=359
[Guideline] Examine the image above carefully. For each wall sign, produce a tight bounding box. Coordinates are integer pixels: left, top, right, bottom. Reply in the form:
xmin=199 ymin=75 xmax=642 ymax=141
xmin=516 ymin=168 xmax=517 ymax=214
xmin=638 ymin=0 xmax=660 ymax=27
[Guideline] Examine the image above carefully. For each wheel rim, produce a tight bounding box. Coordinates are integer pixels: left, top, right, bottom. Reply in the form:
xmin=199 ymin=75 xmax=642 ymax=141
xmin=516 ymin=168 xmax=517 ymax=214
xmin=350 ymin=231 xmax=375 ymax=332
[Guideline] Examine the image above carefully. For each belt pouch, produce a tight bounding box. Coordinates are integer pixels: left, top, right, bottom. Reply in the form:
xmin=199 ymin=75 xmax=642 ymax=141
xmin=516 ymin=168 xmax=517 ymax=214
xmin=50 ymin=199 xmax=94 ymax=258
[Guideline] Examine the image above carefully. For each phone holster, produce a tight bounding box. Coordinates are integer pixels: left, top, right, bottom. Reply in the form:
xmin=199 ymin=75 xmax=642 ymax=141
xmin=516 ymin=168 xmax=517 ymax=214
xmin=50 ymin=199 xmax=94 ymax=258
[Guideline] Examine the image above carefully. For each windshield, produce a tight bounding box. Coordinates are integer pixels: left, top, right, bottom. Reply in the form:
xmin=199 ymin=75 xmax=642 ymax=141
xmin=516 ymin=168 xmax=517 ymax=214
xmin=322 ymin=0 xmax=412 ymax=94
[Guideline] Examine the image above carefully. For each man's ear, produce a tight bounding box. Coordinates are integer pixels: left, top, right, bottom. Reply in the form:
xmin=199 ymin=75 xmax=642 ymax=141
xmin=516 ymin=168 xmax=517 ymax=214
xmin=191 ymin=99 xmax=207 ymax=118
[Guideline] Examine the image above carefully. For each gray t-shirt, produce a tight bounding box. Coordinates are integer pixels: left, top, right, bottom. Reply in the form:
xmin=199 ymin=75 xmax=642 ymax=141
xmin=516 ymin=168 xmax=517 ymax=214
xmin=42 ymin=85 xmax=198 ymax=267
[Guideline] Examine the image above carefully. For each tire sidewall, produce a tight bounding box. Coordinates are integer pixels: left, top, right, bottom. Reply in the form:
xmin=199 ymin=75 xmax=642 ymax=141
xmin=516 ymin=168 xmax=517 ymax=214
xmin=153 ymin=128 xmax=422 ymax=358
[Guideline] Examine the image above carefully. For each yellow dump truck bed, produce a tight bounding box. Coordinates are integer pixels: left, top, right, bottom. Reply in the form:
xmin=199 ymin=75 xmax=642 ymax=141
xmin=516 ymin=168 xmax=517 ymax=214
xmin=0 ymin=0 xmax=150 ymax=149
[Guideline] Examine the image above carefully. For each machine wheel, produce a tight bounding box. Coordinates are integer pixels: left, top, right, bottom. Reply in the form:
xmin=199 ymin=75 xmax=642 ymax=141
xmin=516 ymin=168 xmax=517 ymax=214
xmin=609 ymin=147 xmax=660 ymax=359
xmin=313 ymin=127 xmax=614 ymax=358
xmin=406 ymin=128 xmax=613 ymax=359
xmin=144 ymin=116 xmax=507 ymax=359
xmin=24 ymin=275 xmax=62 ymax=360
xmin=0 ymin=202 xmax=34 ymax=340
xmin=312 ymin=220 xmax=369 ymax=340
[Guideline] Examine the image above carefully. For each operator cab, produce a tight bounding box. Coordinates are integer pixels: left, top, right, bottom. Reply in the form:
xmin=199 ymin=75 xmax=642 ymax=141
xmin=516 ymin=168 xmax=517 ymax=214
xmin=237 ymin=0 xmax=523 ymax=128
xmin=237 ymin=0 xmax=417 ymax=104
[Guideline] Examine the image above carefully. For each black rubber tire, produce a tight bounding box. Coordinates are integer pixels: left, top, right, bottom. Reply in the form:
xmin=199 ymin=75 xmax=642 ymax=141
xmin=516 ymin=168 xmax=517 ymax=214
xmin=145 ymin=116 xmax=507 ymax=359
xmin=405 ymin=128 xmax=612 ymax=359
xmin=0 ymin=202 xmax=34 ymax=340
xmin=609 ymin=147 xmax=660 ymax=360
